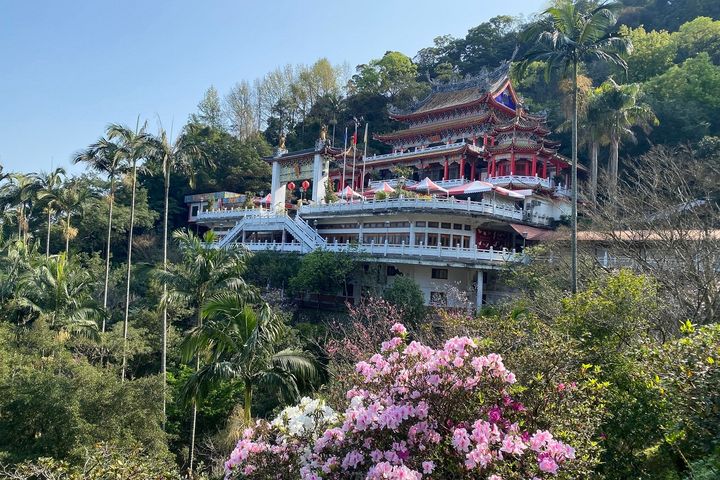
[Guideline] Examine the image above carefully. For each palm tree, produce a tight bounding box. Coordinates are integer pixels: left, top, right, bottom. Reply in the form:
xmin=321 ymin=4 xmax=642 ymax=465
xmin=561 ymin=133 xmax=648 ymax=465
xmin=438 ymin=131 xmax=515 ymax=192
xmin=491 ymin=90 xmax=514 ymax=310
xmin=0 ymin=173 xmax=41 ymax=244
xmin=17 ymin=253 xmax=100 ymax=337
xmin=592 ymin=80 xmax=657 ymax=196
xmin=520 ymin=0 xmax=632 ymax=293
xmin=36 ymin=168 xmax=67 ymax=257
xmin=155 ymin=229 xmax=252 ymax=474
xmin=54 ymin=181 xmax=92 ymax=254
xmin=584 ymin=90 xmax=611 ymax=203
xmin=182 ymin=292 xmax=320 ymax=423
xmin=74 ymin=137 xmax=125 ymax=327
xmin=147 ymin=123 xmax=211 ymax=428
xmin=108 ymin=121 xmax=152 ymax=382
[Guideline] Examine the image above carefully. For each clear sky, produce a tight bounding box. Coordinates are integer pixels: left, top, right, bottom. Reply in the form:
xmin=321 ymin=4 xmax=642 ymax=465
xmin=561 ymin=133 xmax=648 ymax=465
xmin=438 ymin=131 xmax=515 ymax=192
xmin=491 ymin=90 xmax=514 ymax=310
xmin=0 ymin=0 xmax=546 ymax=174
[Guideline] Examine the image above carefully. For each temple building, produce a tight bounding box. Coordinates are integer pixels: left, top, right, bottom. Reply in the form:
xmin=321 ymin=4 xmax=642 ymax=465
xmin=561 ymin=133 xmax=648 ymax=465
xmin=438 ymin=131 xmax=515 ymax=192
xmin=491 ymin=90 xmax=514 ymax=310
xmin=186 ymin=61 xmax=579 ymax=308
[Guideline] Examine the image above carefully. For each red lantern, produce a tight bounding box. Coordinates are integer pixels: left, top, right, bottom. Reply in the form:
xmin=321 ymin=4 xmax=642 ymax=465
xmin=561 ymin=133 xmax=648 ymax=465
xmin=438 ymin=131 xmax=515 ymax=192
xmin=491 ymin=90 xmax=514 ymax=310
xmin=287 ymin=182 xmax=296 ymax=191
xmin=301 ymin=180 xmax=310 ymax=191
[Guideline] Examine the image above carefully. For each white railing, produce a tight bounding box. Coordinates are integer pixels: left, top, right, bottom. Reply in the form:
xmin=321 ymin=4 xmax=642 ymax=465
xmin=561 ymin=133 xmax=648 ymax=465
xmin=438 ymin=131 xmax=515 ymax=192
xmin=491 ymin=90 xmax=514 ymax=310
xmin=197 ymin=207 xmax=279 ymax=220
xmin=487 ymin=175 xmax=552 ymax=189
xmin=300 ymin=196 xmax=553 ymax=226
xmin=234 ymin=240 xmax=525 ymax=265
xmin=368 ymin=178 xmax=418 ymax=189
xmin=364 ymin=142 xmax=469 ymax=163
xmin=293 ymin=215 xmax=326 ymax=246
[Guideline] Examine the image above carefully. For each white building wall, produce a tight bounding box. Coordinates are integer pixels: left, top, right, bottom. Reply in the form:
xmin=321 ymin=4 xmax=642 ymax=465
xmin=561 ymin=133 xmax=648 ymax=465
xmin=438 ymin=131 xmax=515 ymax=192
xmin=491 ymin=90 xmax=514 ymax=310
xmin=385 ymin=264 xmax=479 ymax=308
xmin=271 ymin=161 xmax=285 ymax=212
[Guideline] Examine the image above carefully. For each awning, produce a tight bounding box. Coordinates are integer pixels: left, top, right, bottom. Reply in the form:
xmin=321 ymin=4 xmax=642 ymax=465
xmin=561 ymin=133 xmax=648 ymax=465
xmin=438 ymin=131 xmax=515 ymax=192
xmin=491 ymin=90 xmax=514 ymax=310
xmin=447 ymin=180 xmax=494 ymax=195
xmin=493 ymin=186 xmax=526 ymax=199
xmin=339 ymin=185 xmax=362 ymax=199
xmin=408 ymin=177 xmax=448 ymax=195
xmin=510 ymin=223 xmax=555 ymax=241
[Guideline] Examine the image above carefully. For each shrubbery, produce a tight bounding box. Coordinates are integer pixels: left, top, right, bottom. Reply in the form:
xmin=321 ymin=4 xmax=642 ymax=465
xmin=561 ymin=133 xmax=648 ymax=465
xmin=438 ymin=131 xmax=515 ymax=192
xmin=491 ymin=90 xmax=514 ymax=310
xmin=226 ymin=324 xmax=577 ymax=479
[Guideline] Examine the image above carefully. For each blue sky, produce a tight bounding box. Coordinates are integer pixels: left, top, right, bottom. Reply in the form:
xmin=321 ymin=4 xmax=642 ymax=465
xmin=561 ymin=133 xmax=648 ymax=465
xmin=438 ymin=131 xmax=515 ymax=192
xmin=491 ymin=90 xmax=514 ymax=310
xmin=0 ymin=0 xmax=546 ymax=174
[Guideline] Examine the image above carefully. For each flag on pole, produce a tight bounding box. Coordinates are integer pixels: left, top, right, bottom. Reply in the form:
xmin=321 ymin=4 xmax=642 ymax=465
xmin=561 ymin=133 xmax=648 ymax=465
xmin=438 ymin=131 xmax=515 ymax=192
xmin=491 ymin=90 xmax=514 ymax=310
xmin=342 ymin=127 xmax=348 ymax=189
xmin=361 ymin=123 xmax=369 ymax=195
xmin=351 ymin=132 xmax=357 ymax=145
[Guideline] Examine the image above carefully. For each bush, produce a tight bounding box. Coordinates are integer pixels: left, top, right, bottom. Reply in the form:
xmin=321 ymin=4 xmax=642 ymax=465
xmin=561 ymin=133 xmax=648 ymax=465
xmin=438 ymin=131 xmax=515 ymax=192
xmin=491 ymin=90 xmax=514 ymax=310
xmin=2 ymin=442 xmax=180 ymax=479
xmin=383 ymin=276 xmax=427 ymax=325
xmin=225 ymin=323 xmax=578 ymax=479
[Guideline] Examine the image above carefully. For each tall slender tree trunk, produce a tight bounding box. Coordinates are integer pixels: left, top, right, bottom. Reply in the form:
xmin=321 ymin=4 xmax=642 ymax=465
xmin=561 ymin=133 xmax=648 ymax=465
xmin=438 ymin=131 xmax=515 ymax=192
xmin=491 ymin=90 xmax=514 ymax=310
xmin=571 ymin=59 xmax=579 ymax=294
xmin=19 ymin=205 xmax=25 ymax=244
xmin=243 ymin=385 xmax=253 ymax=424
xmin=46 ymin=208 xmax=52 ymax=258
xmin=162 ymin=168 xmax=170 ymax=428
xmin=590 ymin=141 xmax=599 ymax=203
xmin=609 ymin=136 xmax=620 ymax=197
xmin=65 ymin=215 xmax=70 ymax=254
xmin=189 ymin=308 xmax=202 ymax=475
xmin=102 ymin=176 xmax=115 ymax=332
xmin=121 ymin=163 xmax=137 ymax=382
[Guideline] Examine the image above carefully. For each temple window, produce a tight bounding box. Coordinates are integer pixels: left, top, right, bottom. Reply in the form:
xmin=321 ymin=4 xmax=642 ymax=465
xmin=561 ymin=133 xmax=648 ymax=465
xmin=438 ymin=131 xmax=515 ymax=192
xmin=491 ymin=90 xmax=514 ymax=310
xmin=431 ymin=268 xmax=449 ymax=279
xmin=430 ymin=292 xmax=448 ymax=305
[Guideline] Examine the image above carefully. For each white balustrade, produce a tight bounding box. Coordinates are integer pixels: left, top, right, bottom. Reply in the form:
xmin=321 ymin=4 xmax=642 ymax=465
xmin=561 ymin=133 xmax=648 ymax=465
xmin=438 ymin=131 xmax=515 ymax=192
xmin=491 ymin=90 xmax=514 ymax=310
xmin=486 ymin=175 xmax=552 ymax=189
xmin=299 ymin=196 xmax=552 ymax=226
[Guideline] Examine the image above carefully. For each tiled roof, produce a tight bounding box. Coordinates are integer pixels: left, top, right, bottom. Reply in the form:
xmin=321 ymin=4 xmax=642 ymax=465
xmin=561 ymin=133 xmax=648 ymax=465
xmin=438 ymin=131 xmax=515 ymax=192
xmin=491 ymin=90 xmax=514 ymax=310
xmin=389 ymin=61 xmax=512 ymax=118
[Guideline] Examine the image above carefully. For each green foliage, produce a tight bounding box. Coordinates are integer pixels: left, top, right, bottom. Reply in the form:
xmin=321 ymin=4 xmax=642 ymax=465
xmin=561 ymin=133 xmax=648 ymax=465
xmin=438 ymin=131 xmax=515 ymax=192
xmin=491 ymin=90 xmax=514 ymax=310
xmin=185 ymin=127 xmax=272 ymax=197
xmin=645 ymin=52 xmax=720 ymax=143
xmin=649 ymin=323 xmax=720 ymax=463
xmin=245 ymin=251 xmax=302 ymax=289
xmin=289 ymin=249 xmax=357 ymax=297
xmin=382 ymin=276 xmax=427 ymax=326
xmin=620 ymin=25 xmax=678 ymax=82
xmin=0 ymin=323 xmax=169 ymax=465
xmin=3 ymin=442 xmax=180 ymax=479
xmin=190 ymin=85 xmax=224 ymax=129
xmin=351 ymin=51 xmax=421 ymax=97
xmin=183 ymin=292 xmax=322 ymax=422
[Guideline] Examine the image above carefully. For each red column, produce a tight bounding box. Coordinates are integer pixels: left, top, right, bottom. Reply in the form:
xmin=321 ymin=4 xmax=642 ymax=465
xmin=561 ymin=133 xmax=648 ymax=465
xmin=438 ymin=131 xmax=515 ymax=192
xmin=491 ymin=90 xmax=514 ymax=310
xmin=483 ymin=135 xmax=488 ymax=148
xmin=460 ymin=155 xmax=465 ymax=180
xmin=531 ymin=155 xmax=537 ymax=176
xmin=543 ymin=157 xmax=548 ymax=178
xmin=510 ymin=152 xmax=516 ymax=175
xmin=443 ymin=157 xmax=449 ymax=181
xmin=470 ymin=159 xmax=476 ymax=181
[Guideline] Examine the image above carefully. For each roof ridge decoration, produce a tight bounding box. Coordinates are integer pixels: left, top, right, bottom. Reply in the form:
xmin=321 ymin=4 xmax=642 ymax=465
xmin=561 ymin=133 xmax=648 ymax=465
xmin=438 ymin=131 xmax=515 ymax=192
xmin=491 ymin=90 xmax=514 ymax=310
xmin=387 ymin=60 xmax=514 ymax=117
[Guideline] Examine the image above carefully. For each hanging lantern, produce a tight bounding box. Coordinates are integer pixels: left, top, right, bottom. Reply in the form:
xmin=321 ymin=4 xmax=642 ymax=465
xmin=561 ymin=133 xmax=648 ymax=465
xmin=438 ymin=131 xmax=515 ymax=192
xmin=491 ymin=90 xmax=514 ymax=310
xmin=287 ymin=181 xmax=296 ymax=191
xmin=301 ymin=180 xmax=310 ymax=191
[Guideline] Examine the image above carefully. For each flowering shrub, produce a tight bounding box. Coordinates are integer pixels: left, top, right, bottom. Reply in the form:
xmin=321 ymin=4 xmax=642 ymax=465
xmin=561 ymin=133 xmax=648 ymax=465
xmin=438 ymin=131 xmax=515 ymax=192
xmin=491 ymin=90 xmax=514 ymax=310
xmin=226 ymin=324 xmax=575 ymax=479
xmin=224 ymin=397 xmax=338 ymax=479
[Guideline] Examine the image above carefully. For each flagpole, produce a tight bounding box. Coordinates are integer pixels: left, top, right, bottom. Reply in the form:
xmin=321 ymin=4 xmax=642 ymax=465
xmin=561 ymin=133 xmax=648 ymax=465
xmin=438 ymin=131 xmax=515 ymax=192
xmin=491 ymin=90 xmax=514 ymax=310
xmin=361 ymin=122 xmax=369 ymax=195
xmin=342 ymin=127 xmax=348 ymax=190
xmin=351 ymin=120 xmax=358 ymax=189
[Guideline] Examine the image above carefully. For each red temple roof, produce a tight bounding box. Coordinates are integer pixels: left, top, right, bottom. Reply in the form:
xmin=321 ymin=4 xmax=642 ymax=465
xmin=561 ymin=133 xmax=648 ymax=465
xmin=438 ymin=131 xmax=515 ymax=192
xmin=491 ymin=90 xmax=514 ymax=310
xmin=388 ymin=62 xmax=515 ymax=121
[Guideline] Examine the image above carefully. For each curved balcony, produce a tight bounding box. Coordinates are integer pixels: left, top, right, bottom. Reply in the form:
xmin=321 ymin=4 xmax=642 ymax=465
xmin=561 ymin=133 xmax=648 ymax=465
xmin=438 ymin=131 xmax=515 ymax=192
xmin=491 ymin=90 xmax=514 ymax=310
xmin=235 ymin=239 xmax=525 ymax=267
xmin=299 ymin=196 xmax=554 ymax=226
xmin=486 ymin=175 xmax=552 ymax=189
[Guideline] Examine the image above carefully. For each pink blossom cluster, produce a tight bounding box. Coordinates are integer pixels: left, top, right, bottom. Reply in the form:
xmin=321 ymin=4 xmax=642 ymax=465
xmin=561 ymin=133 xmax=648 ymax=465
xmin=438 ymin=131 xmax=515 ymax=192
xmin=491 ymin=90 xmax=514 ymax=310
xmin=226 ymin=325 xmax=575 ymax=479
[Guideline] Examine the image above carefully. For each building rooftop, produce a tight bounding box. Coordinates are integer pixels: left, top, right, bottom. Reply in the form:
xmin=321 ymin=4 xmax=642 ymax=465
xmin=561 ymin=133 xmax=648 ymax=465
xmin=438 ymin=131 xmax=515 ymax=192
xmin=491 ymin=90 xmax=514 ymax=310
xmin=388 ymin=61 xmax=514 ymax=120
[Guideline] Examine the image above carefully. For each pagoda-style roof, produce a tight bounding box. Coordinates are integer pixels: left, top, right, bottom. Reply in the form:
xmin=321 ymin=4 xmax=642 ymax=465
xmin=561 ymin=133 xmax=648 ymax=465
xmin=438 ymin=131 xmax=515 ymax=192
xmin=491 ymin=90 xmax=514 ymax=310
xmin=374 ymin=111 xmax=499 ymax=143
xmin=388 ymin=61 xmax=516 ymax=121
xmin=362 ymin=142 xmax=484 ymax=167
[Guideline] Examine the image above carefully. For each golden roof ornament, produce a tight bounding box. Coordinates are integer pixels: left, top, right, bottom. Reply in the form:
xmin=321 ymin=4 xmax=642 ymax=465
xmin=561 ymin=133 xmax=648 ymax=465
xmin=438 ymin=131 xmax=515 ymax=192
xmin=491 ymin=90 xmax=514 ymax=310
xmin=320 ymin=124 xmax=328 ymax=142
